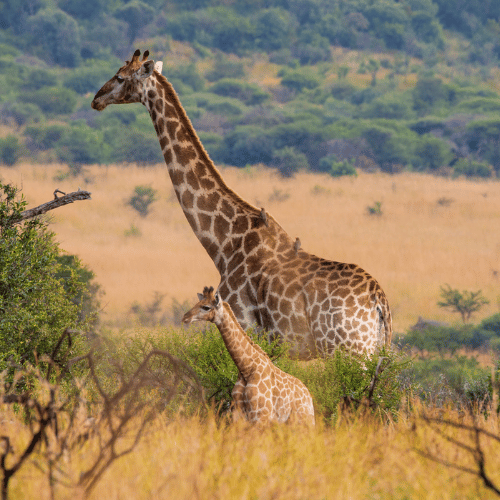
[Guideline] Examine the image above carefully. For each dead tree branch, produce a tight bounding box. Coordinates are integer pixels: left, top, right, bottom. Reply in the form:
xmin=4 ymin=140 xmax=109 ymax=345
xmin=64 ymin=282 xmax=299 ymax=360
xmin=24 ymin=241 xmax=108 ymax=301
xmin=0 ymin=329 xmax=203 ymax=500
xmin=10 ymin=189 xmax=92 ymax=225
xmin=415 ymin=411 xmax=500 ymax=497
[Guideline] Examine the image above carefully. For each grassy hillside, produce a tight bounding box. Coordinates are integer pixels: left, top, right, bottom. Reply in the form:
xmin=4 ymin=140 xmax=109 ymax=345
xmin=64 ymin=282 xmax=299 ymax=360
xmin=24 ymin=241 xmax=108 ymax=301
xmin=1 ymin=0 xmax=500 ymax=177
xmin=2 ymin=162 xmax=498 ymax=332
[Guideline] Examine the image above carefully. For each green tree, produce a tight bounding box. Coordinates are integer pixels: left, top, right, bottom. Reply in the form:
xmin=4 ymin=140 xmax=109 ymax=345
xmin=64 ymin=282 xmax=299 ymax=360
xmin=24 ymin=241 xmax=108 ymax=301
xmin=254 ymin=8 xmax=297 ymax=52
xmin=272 ymin=147 xmax=309 ymax=177
xmin=24 ymin=87 xmax=78 ymax=115
xmin=128 ymin=185 xmax=158 ymax=217
xmin=413 ymin=135 xmax=451 ymax=171
xmin=114 ymin=1 xmax=155 ymax=44
xmin=438 ymin=284 xmax=490 ymax=323
xmin=280 ymin=71 xmax=320 ymax=92
xmin=0 ymin=183 xmax=91 ymax=372
xmin=0 ymin=136 xmax=22 ymax=166
xmin=209 ymin=79 xmax=269 ymax=105
xmin=412 ymin=76 xmax=448 ymax=113
xmin=26 ymin=7 xmax=81 ymax=67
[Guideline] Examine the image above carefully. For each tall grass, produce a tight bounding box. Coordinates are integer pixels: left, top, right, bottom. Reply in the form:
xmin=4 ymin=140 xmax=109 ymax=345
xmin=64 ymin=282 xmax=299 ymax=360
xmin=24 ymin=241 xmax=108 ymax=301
xmin=2 ymin=404 xmax=500 ymax=500
xmin=1 ymin=163 xmax=499 ymax=331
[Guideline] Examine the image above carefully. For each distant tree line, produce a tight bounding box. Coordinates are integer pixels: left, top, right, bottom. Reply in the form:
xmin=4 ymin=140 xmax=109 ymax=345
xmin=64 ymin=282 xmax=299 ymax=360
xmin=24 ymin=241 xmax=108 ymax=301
xmin=0 ymin=0 xmax=499 ymax=177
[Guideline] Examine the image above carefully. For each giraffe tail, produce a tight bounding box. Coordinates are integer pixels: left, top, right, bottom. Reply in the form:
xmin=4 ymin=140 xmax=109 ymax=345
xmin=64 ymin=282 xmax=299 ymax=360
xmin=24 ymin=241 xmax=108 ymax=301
xmin=376 ymin=293 xmax=393 ymax=348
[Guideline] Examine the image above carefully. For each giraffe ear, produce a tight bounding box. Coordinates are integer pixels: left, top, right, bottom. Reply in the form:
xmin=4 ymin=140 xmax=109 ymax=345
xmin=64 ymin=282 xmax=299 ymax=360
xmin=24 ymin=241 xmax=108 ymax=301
xmin=214 ymin=293 xmax=221 ymax=308
xmin=139 ymin=60 xmax=155 ymax=79
xmin=154 ymin=61 xmax=163 ymax=74
xmin=197 ymin=293 xmax=204 ymax=302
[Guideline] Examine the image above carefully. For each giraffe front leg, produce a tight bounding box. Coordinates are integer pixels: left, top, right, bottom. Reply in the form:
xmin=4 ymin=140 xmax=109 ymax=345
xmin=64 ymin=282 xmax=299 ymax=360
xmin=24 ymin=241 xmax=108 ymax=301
xmin=231 ymin=374 xmax=246 ymax=422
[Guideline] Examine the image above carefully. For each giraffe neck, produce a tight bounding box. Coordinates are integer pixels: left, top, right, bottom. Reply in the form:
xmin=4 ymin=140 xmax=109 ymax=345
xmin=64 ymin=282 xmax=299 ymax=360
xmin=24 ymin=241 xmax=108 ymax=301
xmin=215 ymin=303 xmax=270 ymax=380
xmin=141 ymin=72 xmax=277 ymax=273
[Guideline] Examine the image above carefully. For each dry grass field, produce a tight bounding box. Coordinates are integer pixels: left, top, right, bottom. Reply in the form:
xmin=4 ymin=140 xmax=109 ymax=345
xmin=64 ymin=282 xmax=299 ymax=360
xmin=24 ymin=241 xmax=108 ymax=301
xmin=1 ymin=162 xmax=499 ymax=332
xmin=2 ymin=405 xmax=500 ymax=500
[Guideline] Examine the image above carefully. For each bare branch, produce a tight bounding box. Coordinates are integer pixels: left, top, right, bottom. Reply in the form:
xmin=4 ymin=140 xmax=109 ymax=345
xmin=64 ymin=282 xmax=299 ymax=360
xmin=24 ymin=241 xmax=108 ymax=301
xmin=416 ymin=410 xmax=500 ymax=497
xmin=10 ymin=189 xmax=92 ymax=225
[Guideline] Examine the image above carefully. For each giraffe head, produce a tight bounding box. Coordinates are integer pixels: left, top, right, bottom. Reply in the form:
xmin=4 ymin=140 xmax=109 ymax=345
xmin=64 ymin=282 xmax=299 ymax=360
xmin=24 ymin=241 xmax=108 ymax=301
xmin=91 ymin=49 xmax=162 ymax=111
xmin=182 ymin=286 xmax=223 ymax=326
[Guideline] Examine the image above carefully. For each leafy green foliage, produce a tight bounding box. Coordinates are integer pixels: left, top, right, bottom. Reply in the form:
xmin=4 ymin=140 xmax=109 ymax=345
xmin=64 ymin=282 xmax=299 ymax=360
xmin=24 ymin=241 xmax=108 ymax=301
xmin=209 ymin=79 xmax=269 ymax=105
xmin=280 ymin=348 xmax=411 ymax=423
xmin=318 ymin=155 xmax=357 ymax=177
xmin=0 ymin=136 xmax=22 ymax=166
xmin=413 ymin=135 xmax=452 ymax=171
xmin=137 ymin=323 xmax=410 ymax=423
xmin=0 ymin=182 xmax=94 ymax=373
xmin=25 ymin=7 xmax=81 ymax=67
xmin=271 ymin=147 xmax=309 ymax=177
xmin=24 ymin=87 xmax=78 ymax=115
xmin=397 ymin=312 xmax=500 ymax=355
xmin=453 ymin=158 xmax=493 ymax=178
xmin=280 ymin=70 xmax=321 ymax=92
xmin=398 ymin=324 xmax=475 ymax=357
xmin=403 ymin=357 xmax=492 ymax=410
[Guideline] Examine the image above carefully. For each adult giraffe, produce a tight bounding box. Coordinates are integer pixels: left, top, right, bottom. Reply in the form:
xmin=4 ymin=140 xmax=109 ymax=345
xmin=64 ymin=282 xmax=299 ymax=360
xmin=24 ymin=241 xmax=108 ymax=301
xmin=91 ymin=50 xmax=392 ymax=359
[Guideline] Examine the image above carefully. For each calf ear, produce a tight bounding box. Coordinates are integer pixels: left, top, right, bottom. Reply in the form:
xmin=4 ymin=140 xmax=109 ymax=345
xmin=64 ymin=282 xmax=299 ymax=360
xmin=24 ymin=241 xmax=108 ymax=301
xmin=214 ymin=293 xmax=221 ymax=307
xmin=197 ymin=293 xmax=204 ymax=302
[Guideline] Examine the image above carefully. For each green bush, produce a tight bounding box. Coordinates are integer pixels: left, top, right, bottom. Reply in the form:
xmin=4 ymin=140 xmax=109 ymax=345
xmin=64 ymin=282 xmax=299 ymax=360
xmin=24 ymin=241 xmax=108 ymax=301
xmin=398 ymin=324 xmax=475 ymax=357
xmin=127 ymin=185 xmax=158 ymax=217
xmin=209 ymin=79 xmax=269 ymax=105
xmin=360 ymin=95 xmax=415 ymax=120
xmin=24 ymin=87 xmax=78 ymax=115
xmin=22 ymin=68 xmax=58 ymax=91
xmin=25 ymin=124 xmax=67 ymax=151
xmin=0 ymin=102 xmax=44 ymax=126
xmin=63 ymin=66 xmax=115 ymax=95
xmin=166 ymin=63 xmax=205 ymax=92
xmin=104 ymin=127 xmax=164 ymax=165
xmin=221 ymin=125 xmax=274 ymax=166
xmin=254 ymin=8 xmax=296 ymax=52
xmin=26 ymin=7 xmax=81 ymax=67
xmin=139 ymin=324 xmax=410 ymax=422
xmin=0 ymin=182 xmax=93 ymax=374
xmin=413 ymin=135 xmax=452 ymax=171
xmin=205 ymin=53 xmax=245 ymax=82
xmin=331 ymin=82 xmax=357 ymax=101
xmin=470 ymin=313 xmax=500 ymax=350
xmin=271 ymin=146 xmax=309 ymax=177
xmin=54 ymin=254 xmax=102 ymax=328
xmin=56 ymin=124 xmax=107 ymax=165
xmin=361 ymin=125 xmax=414 ymax=171
xmin=412 ymin=76 xmax=449 ymax=113
xmin=404 ymin=357 xmax=492 ymax=410
xmin=0 ymin=136 xmax=22 ymax=166
xmin=280 ymin=71 xmax=321 ymax=92
xmin=453 ymin=158 xmax=493 ymax=178
xmin=318 ymin=155 xmax=357 ymax=177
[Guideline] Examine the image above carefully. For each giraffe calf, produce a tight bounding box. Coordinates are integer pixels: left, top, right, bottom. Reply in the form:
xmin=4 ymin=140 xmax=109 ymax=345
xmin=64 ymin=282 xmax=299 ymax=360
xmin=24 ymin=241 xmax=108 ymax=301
xmin=182 ymin=286 xmax=315 ymax=426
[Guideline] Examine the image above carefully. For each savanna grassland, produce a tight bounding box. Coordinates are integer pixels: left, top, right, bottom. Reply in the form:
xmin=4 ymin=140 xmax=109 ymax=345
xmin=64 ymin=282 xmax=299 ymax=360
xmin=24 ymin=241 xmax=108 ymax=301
xmin=1 ymin=165 xmax=500 ymax=500
xmin=1 ymin=162 xmax=498 ymax=332
xmin=2 ymin=403 xmax=500 ymax=500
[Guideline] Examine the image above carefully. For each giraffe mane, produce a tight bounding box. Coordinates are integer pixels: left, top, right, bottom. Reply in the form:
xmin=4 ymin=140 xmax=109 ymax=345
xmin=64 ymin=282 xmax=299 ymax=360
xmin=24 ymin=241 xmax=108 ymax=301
xmin=151 ymin=69 xmax=266 ymax=219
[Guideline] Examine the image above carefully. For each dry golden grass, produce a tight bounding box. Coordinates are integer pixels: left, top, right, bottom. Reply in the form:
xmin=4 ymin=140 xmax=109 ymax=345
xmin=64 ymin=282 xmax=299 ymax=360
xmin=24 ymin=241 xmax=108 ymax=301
xmin=3 ymin=405 xmax=500 ymax=500
xmin=1 ymin=162 xmax=499 ymax=331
